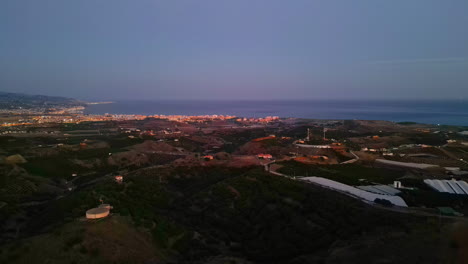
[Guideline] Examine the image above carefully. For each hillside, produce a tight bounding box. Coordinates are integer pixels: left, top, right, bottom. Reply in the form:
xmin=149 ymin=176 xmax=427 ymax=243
xmin=0 ymin=216 xmax=160 ymax=264
xmin=0 ymin=91 xmax=83 ymax=109
xmin=0 ymin=166 xmax=458 ymax=264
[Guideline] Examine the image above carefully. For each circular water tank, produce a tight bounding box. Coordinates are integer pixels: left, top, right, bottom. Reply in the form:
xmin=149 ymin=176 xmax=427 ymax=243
xmin=86 ymin=208 xmax=110 ymax=219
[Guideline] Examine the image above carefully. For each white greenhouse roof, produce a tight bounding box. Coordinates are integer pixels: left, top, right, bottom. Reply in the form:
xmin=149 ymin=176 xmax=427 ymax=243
xmin=376 ymin=159 xmax=439 ymax=169
xmin=301 ymin=177 xmax=408 ymax=207
xmin=357 ymin=185 xmax=401 ymax=196
xmin=424 ymin=179 xmax=468 ymax=195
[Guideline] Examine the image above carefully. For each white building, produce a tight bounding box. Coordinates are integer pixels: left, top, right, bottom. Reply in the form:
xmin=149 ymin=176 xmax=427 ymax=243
xmin=424 ymin=179 xmax=468 ymax=195
xmin=301 ymin=177 xmax=408 ymax=207
xmin=375 ymin=159 xmax=439 ymax=170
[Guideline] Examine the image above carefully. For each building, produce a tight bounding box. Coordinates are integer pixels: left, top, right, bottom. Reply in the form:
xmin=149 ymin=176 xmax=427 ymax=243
xmin=86 ymin=207 xmax=110 ymax=219
xmin=295 ymin=144 xmax=331 ymax=149
xmin=394 ymin=181 xmax=402 ymax=188
xmin=445 ymin=167 xmax=460 ymax=172
xmin=5 ymin=154 xmax=27 ymax=165
xmin=449 ymin=171 xmax=468 ymax=176
xmin=375 ymin=159 xmax=439 ymax=170
xmin=203 ymin=155 xmax=214 ymax=161
xmin=310 ymin=155 xmax=328 ymax=160
xmin=424 ymin=179 xmax=468 ymax=195
xmin=357 ymin=185 xmax=401 ymax=196
xmin=114 ymin=175 xmax=123 ymax=183
xmin=257 ymin=154 xmax=273 ymax=159
xmin=300 ymin=177 xmax=408 ymax=207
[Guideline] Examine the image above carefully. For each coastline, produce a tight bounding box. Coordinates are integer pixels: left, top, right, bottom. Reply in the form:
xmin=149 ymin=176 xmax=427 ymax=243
xmin=85 ymin=101 xmax=114 ymax=105
xmin=82 ymin=99 xmax=468 ymax=126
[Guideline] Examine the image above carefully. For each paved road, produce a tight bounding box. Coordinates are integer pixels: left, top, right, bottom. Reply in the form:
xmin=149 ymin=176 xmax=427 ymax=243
xmin=340 ymin=150 xmax=359 ymax=164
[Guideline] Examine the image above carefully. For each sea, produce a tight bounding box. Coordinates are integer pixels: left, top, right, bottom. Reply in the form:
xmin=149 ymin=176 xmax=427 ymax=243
xmin=84 ymin=100 xmax=468 ymax=126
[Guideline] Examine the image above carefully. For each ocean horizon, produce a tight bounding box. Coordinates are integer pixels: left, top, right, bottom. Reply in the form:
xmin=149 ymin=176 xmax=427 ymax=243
xmin=84 ymin=99 xmax=468 ymax=126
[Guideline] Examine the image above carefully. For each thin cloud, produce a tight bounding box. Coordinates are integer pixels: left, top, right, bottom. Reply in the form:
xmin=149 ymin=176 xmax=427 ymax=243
xmin=367 ymin=57 xmax=468 ymax=65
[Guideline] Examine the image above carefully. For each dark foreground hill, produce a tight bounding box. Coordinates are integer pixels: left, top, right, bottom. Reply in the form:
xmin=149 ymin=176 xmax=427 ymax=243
xmin=0 ymin=166 xmax=461 ymax=263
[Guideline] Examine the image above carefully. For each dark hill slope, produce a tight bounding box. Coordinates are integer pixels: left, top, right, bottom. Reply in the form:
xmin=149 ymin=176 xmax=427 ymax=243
xmin=0 ymin=166 xmax=452 ymax=264
xmin=166 ymin=168 xmax=445 ymax=263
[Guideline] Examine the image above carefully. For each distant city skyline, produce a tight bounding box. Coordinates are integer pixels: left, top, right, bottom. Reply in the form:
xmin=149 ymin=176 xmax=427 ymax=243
xmin=1 ymin=0 xmax=468 ymax=101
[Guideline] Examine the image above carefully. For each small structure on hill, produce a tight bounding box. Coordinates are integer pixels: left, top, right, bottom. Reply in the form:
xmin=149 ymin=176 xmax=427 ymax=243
xmin=257 ymin=154 xmax=273 ymax=160
xmin=114 ymin=175 xmax=123 ymax=183
xmin=203 ymin=155 xmax=214 ymax=161
xmin=86 ymin=207 xmax=110 ymax=219
xmin=296 ymin=143 xmax=331 ymax=149
xmin=86 ymin=203 xmax=112 ymax=219
xmin=5 ymin=154 xmax=27 ymax=164
xmin=311 ymin=155 xmax=328 ymax=160
xmin=394 ymin=181 xmax=402 ymax=188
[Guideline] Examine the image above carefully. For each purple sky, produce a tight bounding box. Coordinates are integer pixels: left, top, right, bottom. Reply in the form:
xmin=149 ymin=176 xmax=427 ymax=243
xmin=1 ymin=0 xmax=468 ymax=100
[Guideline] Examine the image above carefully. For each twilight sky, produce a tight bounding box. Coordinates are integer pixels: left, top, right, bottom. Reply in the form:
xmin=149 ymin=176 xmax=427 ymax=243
xmin=1 ymin=0 xmax=468 ymax=100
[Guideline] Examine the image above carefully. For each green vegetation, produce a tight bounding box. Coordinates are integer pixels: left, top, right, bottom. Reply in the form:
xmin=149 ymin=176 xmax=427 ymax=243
xmin=0 ymin=164 xmax=454 ymax=263
xmin=22 ymin=157 xmax=86 ymax=179
xmin=407 ymin=133 xmax=447 ymax=145
xmin=172 ymin=137 xmax=203 ymax=152
xmin=0 ymin=216 xmax=160 ymax=264
xmin=106 ymin=136 xmax=144 ymax=149
xmin=20 ymin=148 xmax=121 ymax=180
xmin=259 ymin=138 xmax=285 ymax=147
xmin=215 ymin=129 xmax=268 ymax=153
xmin=1 ymin=117 xmax=465 ymax=263
xmin=344 ymin=140 xmax=361 ymax=151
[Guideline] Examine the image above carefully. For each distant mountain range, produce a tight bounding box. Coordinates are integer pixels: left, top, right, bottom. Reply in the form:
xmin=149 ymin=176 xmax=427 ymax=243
xmin=0 ymin=91 xmax=84 ymax=109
